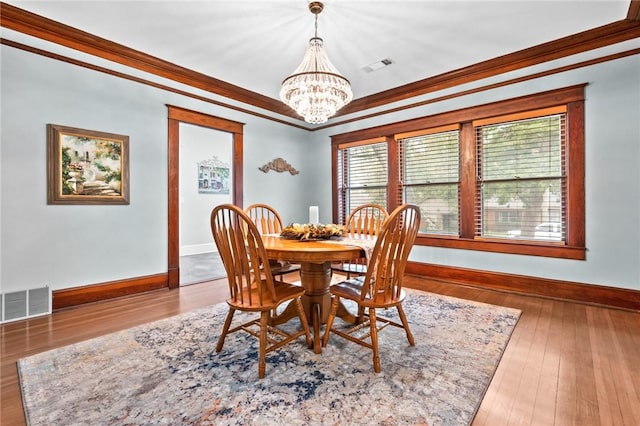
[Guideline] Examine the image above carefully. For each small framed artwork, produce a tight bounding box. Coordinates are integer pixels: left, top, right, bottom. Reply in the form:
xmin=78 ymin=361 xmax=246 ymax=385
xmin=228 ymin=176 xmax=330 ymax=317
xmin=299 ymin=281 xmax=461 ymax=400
xmin=47 ymin=124 xmax=130 ymax=205
xmin=198 ymin=157 xmax=230 ymax=194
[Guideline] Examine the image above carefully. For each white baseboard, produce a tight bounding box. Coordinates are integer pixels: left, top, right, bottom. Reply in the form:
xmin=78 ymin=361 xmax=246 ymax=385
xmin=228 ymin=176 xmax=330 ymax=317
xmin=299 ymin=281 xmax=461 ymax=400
xmin=180 ymin=243 xmax=217 ymax=256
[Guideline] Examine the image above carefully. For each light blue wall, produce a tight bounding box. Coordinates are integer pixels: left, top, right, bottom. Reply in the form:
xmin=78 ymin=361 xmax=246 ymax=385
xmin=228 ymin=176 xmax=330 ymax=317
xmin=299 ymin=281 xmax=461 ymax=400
xmin=2 ymin=43 xmax=638 ymax=295
xmin=0 ymin=45 xmax=317 ymax=293
xmin=312 ymin=54 xmax=640 ymax=291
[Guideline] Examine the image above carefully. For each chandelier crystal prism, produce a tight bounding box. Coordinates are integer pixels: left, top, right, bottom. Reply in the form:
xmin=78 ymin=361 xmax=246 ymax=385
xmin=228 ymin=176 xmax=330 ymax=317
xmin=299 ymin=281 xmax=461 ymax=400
xmin=279 ymin=1 xmax=353 ymax=124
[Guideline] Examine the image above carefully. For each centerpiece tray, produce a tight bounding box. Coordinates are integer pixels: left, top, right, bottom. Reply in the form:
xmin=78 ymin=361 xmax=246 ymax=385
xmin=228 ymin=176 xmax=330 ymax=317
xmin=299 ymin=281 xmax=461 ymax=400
xmin=280 ymin=223 xmax=344 ymax=241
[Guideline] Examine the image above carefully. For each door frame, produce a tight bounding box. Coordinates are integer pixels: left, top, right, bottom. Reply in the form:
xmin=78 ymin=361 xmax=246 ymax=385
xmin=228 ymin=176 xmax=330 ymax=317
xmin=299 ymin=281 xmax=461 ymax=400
xmin=167 ymin=105 xmax=244 ymax=288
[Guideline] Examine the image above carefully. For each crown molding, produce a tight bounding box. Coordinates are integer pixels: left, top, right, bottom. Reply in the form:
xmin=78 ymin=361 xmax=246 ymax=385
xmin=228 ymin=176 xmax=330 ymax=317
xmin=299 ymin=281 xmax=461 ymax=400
xmin=0 ymin=37 xmax=311 ymax=131
xmin=313 ymin=47 xmax=640 ymax=131
xmin=628 ymin=0 xmax=640 ymax=21
xmin=1 ymin=2 xmax=639 ymax=124
xmin=0 ymin=2 xmax=298 ymax=119
xmin=336 ymin=19 xmax=640 ymax=117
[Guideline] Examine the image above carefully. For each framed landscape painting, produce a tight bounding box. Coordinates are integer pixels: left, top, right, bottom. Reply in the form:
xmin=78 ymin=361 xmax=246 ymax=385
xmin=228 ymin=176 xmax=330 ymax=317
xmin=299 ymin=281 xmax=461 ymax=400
xmin=47 ymin=124 xmax=130 ymax=205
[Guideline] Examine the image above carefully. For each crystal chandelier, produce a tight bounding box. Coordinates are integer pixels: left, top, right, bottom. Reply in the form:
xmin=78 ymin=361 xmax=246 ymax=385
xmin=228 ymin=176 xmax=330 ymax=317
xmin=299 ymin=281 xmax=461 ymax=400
xmin=280 ymin=1 xmax=353 ymax=124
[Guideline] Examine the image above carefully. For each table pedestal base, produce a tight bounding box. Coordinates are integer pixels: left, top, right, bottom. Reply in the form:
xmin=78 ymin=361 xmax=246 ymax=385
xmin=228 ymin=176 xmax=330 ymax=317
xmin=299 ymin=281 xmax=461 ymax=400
xmin=271 ymin=261 xmax=355 ymax=353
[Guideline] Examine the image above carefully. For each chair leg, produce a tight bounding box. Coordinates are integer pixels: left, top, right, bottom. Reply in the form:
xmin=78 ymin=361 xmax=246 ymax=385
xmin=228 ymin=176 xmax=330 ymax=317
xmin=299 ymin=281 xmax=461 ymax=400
xmin=216 ymin=307 xmax=236 ymax=352
xmin=355 ymin=305 xmax=366 ymax=324
xmin=294 ymin=297 xmax=313 ymax=348
xmin=369 ymin=307 xmax=381 ymax=373
xmin=321 ymin=296 xmax=340 ymax=347
xmin=396 ymin=303 xmax=415 ymax=346
xmin=258 ymin=310 xmax=269 ymax=379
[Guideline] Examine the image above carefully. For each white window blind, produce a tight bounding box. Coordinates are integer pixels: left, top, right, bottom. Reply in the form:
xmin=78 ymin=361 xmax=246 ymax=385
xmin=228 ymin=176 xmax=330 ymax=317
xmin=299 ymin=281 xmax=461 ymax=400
xmin=399 ymin=130 xmax=460 ymax=235
xmin=338 ymin=142 xmax=388 ymax=223
xmin=476 ymin=113 xmax=566 ymax=242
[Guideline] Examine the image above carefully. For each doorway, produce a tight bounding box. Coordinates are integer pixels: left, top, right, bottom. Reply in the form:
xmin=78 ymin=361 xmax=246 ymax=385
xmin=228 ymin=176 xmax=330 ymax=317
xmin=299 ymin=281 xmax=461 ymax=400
xmin=167 ymin=105 xmax=244 ymax=288
xmin=179 ymin=123 xmax=232 ymax=285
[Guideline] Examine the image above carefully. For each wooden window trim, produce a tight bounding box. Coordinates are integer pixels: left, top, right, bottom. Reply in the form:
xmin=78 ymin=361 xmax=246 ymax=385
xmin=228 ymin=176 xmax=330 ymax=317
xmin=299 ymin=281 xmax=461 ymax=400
xmin=331 ymin=85 xmax=586 ymax=260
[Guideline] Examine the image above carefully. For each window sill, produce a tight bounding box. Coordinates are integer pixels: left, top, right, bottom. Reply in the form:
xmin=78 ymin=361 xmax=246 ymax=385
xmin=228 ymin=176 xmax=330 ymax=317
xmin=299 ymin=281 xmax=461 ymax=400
xmin=415 ymin=235 xmax=586 ymax=260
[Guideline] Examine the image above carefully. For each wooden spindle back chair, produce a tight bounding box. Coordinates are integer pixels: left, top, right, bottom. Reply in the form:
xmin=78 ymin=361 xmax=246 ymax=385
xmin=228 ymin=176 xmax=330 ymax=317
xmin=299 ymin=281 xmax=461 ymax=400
xmin=322 ymin=204 xmax=421 ymax=373
xmin=344 ymin=203 xmax=389 ymax=235
xmin=332 ymin=204 xmax=389 ymax=279
xmin=245 ymin=203 xmax=285 ymax=235
xmin=211 ymin=204 xmax=311 ymax=378
xmin=245 ymin=203 xmax=301 ymax=280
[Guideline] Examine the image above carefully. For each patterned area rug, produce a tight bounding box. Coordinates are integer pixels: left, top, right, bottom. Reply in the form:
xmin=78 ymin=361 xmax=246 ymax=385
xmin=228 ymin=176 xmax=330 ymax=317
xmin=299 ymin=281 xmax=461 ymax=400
xmin=18 ymin=290 xmax=520 ymax=426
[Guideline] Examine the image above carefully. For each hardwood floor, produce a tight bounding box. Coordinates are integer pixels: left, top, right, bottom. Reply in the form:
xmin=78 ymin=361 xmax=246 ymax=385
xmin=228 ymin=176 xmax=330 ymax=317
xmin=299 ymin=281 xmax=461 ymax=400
xmin=2 ymin=275 xmax=639 ymax=425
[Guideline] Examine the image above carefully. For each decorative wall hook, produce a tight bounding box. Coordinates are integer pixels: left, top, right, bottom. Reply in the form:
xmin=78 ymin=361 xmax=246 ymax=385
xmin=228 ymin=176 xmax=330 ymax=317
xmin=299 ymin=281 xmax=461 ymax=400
xmin=259 ymin=157 xmax=299 ymax=175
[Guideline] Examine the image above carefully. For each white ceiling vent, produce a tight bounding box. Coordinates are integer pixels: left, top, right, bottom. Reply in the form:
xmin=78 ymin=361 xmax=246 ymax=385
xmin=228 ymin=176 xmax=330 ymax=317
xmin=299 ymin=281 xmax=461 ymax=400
xmin=363 ymin=58 xmax=393 ymax=73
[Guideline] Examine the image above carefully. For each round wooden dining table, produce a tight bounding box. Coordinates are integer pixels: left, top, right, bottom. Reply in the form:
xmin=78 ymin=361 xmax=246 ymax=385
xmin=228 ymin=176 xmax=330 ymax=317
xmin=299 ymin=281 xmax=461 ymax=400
xmin=261 ymin=234 xmax=373 ymax=353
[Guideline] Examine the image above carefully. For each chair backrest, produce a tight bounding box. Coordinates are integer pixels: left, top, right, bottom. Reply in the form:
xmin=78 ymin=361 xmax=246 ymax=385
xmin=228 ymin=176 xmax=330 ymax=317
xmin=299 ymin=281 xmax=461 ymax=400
xmin=344 ymin=204 xmax=389 ymax=236
xmin=360 ymin=204 xmax=421 ymax=303
xmin=245 ymin=203 xmax=285 ymax=235
xmin=211 ymin=204 xmax=276 ymax=306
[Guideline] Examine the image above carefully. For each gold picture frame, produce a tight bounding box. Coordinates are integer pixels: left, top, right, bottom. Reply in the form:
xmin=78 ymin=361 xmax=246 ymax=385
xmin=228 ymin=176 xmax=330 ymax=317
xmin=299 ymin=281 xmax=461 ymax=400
xmin=47 ymin=124 xmax=130 ymax=205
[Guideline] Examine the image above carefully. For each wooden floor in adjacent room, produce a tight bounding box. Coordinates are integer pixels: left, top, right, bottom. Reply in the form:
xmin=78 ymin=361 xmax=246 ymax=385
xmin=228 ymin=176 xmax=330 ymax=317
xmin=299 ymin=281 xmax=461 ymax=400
xmin=2 ymin=274 xmax=639 ymax=426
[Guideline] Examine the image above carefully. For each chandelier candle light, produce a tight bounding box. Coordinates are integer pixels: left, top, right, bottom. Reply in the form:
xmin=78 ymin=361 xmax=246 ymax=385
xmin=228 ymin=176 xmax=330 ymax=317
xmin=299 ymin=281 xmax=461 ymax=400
xmin=280 ymin=1 xmax=353 ymax=124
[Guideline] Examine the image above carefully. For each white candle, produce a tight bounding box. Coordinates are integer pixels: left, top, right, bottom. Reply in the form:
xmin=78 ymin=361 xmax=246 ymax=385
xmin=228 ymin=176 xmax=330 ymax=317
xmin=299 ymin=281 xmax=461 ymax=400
xmin=309 ymin=206 xmax=319 ymax=224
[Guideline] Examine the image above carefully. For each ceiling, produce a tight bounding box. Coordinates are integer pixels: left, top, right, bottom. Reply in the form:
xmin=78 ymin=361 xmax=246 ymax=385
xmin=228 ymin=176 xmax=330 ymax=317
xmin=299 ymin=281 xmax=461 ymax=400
xmin=2 ymin=1 xmax=635 ymax=112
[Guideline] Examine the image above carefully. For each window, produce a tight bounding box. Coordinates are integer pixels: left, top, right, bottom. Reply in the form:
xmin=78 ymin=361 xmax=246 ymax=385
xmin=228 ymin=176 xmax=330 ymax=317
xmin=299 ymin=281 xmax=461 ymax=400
xmin=475 ymin=109 xmax=566 ymax=242
xmin=397 ymin=126 xmax=460 ymax=235
xmin=336 ymin=139 xmax=388 ymax=224
xmin=331 ymin=85 xmax=585 ymax=259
